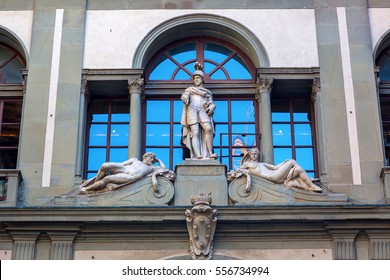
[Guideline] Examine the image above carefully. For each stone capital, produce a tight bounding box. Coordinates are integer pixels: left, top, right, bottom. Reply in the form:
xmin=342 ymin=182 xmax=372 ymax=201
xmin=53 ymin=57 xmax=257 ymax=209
xmin=128 ymin=78 xmax=144 ymax=95
xmin=311 ymin=77 xmax=321 ymax=103
xmin=255 ymin=78 xmax=273 ymax=100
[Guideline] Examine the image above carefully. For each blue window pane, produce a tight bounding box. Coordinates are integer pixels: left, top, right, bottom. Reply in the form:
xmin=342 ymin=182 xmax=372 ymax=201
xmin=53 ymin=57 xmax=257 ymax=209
xmin=110 ymin=124 xmax=129 ymax=146
xmin=146 ymin=124 xmax=170 ymax=145
xmin=272 ymin=124 xmax=291 ymax=146
xmin=149 ymin=57 xmax=176 ymax=80
xmin=213 ymin=101 xmax=228 ymax=122
xmin=271 ymin=102 xmax=290 ymax=122
xmin=296 ymin=148 xmax=314 ymax=170
xmin=111 ymin=100 xmax=130 ymax=122
xmin=173 ymin=100 xmax=183 ymax=122
xmin=109 ymin=148 xmax=128 ymax=162
xmin=89 ymin=124 xmax=107 ymax=145
xmin=87 ymin=148 xmax=106 ymax=170
xmin=184 ymin=62 xmax=196 ymax=74
xmin=174 ymin=69 xmax=191 ymax=80
xmin=87 ymin=172 xmax=97 ymax=179
xmin=272 ymin=112 xmax=290 ymax=122
xmin=204 ymin=43 xmax=232 ymax=63
xmin=232 ymin=124 xmax=256 ymax=146
xmin=173 ymin=148 xmax=184 ymax=168
xmin=293 ymin=112 xmax=310 ymax=122
xmin=294 ymin=124 xmax=312 ymax=145
xmin=224 ymin=55 xmax=252 ymax=79
xmin=168 ymin=43 xmax=196 ymax=64
xmin=214 ymin=124 xmax=229 ymax=146
xmin=231 ymin=101 xmax=255 ymax=122
xmin=210 ymin=69 xmax=227 ymax=80
xmin=1 ymin=57 xmax=25 ymax=83
xmin=274 ymin=148 xmax=292 ymax=165
xmin=204 ymin=62 xmax=217 ymax=74
xmin=147 ymin=100 xmax=170 ymax=122
xmin=90 ymin=101 xmax=108 ymax=122
xmin=173 ymin=124 xmax=183 ymax=146
xmin=148 ymin=148 xmax=170 ymax=168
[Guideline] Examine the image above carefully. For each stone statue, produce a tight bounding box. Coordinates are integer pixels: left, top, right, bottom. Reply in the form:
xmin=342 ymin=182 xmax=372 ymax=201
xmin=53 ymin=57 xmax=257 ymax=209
xmin=228 ymin=148 xmax=322 ymax=193
xmin=181 ymin=62 xmax=218 ymax=160
xmin=80 ymin=152 xmax=172 ymax=194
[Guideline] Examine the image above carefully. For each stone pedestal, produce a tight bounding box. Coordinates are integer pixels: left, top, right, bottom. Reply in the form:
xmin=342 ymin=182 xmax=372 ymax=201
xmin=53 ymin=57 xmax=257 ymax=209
xmin=174 ymin=160 xmax=228 ymax=206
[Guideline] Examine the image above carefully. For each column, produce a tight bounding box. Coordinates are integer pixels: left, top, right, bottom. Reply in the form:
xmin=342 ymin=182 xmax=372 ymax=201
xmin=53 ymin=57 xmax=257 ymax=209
xmin=128 ymin=78 xmax=144 ymax=160
xmin=311 ymin=78 xmax=328 ymax=183
xmin=256 ymin=78 xmax=273 ymax=163
xmin=74 ymin=76 xmax=89 ymax=185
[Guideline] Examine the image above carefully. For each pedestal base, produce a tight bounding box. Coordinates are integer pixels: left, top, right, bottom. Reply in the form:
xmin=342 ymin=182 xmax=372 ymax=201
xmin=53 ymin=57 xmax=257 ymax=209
xmin=174 ymin=159 xmax=228 ymax=206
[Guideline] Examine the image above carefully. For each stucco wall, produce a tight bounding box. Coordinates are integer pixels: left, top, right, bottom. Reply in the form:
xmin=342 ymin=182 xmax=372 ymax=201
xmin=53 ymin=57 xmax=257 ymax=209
xmin=368 ymin=8 xmax=390 ymax=52
xmin=83 ymin=9 xmax=319 ymax=69
xmin=0 ymin=11 xmax=33 ymax=54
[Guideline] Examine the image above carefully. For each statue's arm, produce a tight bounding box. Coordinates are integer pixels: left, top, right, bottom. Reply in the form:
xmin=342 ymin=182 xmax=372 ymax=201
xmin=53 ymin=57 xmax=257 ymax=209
xmin=181 ymin=90 xmax=190 ymax=105
xmin=154 ymin=158 xmax=166 ymax=171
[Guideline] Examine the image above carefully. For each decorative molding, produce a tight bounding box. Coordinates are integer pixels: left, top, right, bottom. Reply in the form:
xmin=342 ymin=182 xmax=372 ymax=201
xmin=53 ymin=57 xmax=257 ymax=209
xmin=128 ymin=78 xmax=145 ymax=102
xmin=255 ymin=78 xmax=273 ymax=100
xmin=9 ymin=231 xmax=39 ymax=260
xmin=185 ymin=193 xmax=218 ymax=260
xmin=366 ymin=230 xmax=390 ymax=260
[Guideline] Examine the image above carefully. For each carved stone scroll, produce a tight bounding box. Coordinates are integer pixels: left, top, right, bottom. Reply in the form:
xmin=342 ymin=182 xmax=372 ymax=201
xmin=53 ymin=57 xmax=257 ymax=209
xmin=185 ymin=192 xmax=218 ymax=260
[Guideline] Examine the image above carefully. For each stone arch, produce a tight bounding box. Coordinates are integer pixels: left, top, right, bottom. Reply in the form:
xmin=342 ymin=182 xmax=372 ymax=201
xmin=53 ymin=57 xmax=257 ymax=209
xmin=132 ymin=13 xmax=269 ymax=69
xmin=0 ymin=25 xmax=29 ymax=66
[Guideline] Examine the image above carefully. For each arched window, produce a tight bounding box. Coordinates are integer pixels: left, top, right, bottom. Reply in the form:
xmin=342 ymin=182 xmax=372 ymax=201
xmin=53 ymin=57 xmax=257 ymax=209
xmin=0 ymin=42 xmax=26 ymax=169
xmin=146 ymin=37 xmax=255 ymax=82
xmin=0 ymin=43 xmax=26 ymax=84
xmin=144 ymin=37 xmax=257 ymax=170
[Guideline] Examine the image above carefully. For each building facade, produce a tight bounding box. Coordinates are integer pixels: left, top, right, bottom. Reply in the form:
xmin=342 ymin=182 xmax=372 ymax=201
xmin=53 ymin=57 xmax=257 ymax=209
xmin=1 ymin=0 xmax=390 ymax=260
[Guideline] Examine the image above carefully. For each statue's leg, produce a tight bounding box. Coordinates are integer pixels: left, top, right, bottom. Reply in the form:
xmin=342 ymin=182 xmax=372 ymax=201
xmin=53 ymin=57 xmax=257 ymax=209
xmin=190 ymin=124 xmax=202 ymax=159
xmin=95 ymin=162 xmax=125 ymax=181
xmin=200 ymin=122 xmax=217 ymax=158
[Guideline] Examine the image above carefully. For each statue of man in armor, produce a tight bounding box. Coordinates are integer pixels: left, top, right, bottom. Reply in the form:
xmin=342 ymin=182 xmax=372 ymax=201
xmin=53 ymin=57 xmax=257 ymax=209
xmin=181 ymin=62 xmax=218 ymax=159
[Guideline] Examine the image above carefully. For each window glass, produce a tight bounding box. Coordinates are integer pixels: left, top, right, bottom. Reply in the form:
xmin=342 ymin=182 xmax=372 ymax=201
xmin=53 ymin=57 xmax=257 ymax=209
xmin=204 ymin=43 xmax=232 ymax=63
xmin=224 ymin=55 xmax=252 ymax=79
xmin=110 ymin=124 xmax=129 ymax=146
xmin=214 ymin=124 xmax=229 ymax=146
xmin=89 ymin=101 xmax=108 ymax=122
xmin=109 ymin=148 xmax=128 ymax=162
xmin=148 ymin=148 xmax=170 ymax=168
xmin=147 ymin=37 xmax=254 ymax=82
xmin=149 ymin=57 xmax=177 ymax=80
xmin=294 ymin=124 xmax=313 ymax=145
xmin=168 ymin=43 xmax=196 ymax=63
xmin=174 ymin=69 xmax=191 ymax=80
xmin=274 ymin=148 xmax=293 ymax=164
xmin=377 ymin=48 xmax=390 ymax=80
xmin=0 ymin=150 xmax=18 ymax=169
xmin=232 ymin=124 xmax=256 ymax=146
xmin=272 ymin=124 xmax=292 ymax=146
xmin=213 ymin=101 xmax=228 ymax=122
xmin=0 ymin=124 xmax=20 ymax=146
xmin=111 ymin=100 xmax=129 ymax=122
xmin=3 ymin=101 xmax=22 ymax=123
xmin=146 ymin=124 xmax=170 ymax=146
xmin=210 ymin=69 xmax=227 ymax=80
xmin=173 ymin=148 xmax=184 ymax=167
xmin=0 ymin=44 xmax=25 ymax=84
xmin=231 ymin=101 xmax=255 ymax=122
xmin=87 ymin=148 xmax=106 ymax=170
xmin=296 ymin=148 xmax=314 ymax=170
xmin=173 ymin=100 xmax=183 ymax=122
xmin=147 ymin=100 xmax=170 ymax=122
xmin=173 ymin=124 xmax=182 ymax=146
xmin=89 ymin=124 xmax=107 ymax=146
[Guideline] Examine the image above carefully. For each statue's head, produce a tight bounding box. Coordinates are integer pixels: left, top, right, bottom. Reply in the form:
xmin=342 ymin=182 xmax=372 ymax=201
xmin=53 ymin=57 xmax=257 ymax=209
xmin=142 ymin=152 xmax=156 ymax=165
xmin=248 ymin=148 xmax=260 ymax=161
xmin=193 ymin=62 xmax=204 ymax=85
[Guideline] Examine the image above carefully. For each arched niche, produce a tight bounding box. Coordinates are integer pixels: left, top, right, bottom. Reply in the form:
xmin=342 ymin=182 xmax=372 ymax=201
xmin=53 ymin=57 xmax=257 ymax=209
xmin=132 ymin=13 xmax=269 ymax=69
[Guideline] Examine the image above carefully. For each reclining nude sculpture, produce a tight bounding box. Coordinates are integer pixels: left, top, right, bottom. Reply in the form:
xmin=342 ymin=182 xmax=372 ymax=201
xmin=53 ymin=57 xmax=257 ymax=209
xmin=228 ymin=148 xmax=322 ymax=193
xmin=80 ymin=152 xmax=173 ymax=194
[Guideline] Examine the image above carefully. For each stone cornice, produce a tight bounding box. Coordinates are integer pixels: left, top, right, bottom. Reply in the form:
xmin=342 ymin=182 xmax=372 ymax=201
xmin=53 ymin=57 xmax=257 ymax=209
xmin=1 ymin=205 xmax=390 ymax=223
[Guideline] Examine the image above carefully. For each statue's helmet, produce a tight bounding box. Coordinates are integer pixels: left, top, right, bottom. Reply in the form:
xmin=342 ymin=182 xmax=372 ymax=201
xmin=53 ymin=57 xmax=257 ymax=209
xmin=193 ymin=62 xmax=204 ymax=78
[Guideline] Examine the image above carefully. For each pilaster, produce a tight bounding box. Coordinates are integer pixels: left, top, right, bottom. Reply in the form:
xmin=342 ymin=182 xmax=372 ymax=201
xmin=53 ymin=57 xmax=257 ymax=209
xmin=48 ymin=232 xmax=78 ymax=260
xmin=10 ymin=231 xmax=39 ymax=260
xmin=366 ymin=230 xmax=390 ymax=260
